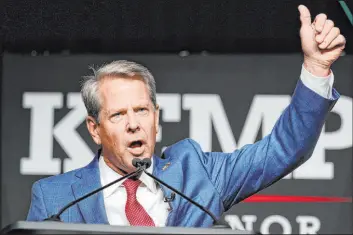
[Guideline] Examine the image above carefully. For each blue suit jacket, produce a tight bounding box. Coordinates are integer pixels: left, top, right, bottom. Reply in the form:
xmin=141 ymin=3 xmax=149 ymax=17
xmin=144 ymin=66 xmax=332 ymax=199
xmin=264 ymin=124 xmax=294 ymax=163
xmin=27 ymin=80 xmax=339 ymax=227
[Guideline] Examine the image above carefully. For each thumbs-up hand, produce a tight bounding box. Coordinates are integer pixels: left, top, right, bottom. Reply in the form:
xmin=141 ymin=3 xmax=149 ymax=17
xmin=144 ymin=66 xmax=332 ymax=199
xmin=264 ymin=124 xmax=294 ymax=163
xmin=298 ymin=5 xmax=346 ymax=76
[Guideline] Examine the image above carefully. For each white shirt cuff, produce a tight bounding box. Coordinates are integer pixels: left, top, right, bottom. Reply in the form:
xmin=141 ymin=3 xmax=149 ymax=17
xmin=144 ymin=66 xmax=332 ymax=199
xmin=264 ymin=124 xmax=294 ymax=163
xmin=300 ymin=64 xmax=334 ymax=99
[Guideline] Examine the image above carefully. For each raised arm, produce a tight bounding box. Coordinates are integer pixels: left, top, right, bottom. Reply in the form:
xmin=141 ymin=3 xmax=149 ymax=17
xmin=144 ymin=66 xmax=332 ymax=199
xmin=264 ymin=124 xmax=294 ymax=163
xmin=199 ymin=5 xmax=346 ymax=211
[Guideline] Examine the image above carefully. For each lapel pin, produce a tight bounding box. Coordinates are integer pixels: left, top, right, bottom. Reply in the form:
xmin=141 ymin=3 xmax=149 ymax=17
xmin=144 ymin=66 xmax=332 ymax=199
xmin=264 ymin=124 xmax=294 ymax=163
xmin=162 ymin=162 xmax=171 ymax=171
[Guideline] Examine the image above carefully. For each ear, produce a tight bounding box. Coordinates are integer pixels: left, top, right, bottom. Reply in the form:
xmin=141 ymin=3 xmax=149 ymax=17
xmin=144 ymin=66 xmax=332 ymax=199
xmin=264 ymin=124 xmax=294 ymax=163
xmin=154 ymin=104 xmax=160 ymax=134
xmin=86 ymin=116 xmax=101 ymax=145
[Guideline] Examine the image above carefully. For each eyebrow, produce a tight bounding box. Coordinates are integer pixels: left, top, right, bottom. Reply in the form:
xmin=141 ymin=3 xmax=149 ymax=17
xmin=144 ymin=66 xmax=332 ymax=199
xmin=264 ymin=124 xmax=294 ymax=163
xmin=106 ymin=103 xmax=151 ymax=114
xmin=104 ymin=109 xmax=124 ymax=119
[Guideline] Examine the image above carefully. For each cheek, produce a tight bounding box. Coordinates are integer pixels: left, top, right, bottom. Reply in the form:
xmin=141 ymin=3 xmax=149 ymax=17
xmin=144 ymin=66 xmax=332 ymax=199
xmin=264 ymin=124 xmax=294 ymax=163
xmin=102 ymin=125 xmax=125 ymax=146
xmin=146 ymin=121 xmax=158 ymax=143
xmin=151 ymin=124 xmax=158 ymax=137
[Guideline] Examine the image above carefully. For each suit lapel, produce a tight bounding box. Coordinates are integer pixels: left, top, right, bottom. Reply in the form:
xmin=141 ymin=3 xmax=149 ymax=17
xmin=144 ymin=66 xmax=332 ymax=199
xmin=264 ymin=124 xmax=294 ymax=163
xmin=70 ymin=151 xmax=182 ymax=225
xmin=153 ymin=154 xmax=182 ymax=227
xmin=71 ymin=153 xmax=109 ymax=224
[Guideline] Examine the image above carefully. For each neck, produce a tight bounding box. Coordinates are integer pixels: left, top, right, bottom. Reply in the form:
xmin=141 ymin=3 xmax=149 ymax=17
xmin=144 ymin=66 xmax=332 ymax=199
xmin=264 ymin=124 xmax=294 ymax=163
xmin=103 ymin=157 xmax=129 ymax=176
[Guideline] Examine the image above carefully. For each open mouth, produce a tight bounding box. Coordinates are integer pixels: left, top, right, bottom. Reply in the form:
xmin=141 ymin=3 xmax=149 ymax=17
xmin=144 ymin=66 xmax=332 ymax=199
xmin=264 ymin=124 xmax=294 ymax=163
xmin=129 ymin=140 xmax=143 ymax=148
xmin=127 ymin=140 xmax=145 ymax=155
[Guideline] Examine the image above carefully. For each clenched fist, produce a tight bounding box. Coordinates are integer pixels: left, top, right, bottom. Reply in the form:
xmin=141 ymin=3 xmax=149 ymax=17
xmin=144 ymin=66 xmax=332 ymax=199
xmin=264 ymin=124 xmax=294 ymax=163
xmin=298 ymin=5 xmax=346 ymax=77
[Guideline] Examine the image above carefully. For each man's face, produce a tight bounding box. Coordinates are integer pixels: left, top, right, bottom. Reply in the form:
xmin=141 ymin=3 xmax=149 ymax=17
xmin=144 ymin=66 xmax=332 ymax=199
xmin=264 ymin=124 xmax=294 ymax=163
xmin=87 ymin=75 xmax=159 ymax=174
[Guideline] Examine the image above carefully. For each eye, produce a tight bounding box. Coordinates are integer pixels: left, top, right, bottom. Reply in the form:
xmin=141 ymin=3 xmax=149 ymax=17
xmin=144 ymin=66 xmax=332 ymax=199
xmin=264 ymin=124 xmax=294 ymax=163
xmin=137 ymin=107 xmax=148 ymax=115
xmin=110 ymin=112 xmax=122 ymax=122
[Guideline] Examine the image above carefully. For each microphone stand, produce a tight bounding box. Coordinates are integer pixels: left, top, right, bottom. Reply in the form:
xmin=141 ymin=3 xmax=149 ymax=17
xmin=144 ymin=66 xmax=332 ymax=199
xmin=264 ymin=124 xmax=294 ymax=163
xmin=44 ymin=167 xmax=144 ymax=222
xmin=44 ymin=158 xmax=231 ymax=229
xmin=143 ymin=170 xmax=230 ymax=228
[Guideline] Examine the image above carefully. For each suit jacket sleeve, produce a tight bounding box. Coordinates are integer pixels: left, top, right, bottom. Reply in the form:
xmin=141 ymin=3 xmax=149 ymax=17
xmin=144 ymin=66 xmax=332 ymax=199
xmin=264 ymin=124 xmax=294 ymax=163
xmin=27 ymin=181 xmax=48 ymax=221
xmin=195 ymin=80 xmax=339 ymax=211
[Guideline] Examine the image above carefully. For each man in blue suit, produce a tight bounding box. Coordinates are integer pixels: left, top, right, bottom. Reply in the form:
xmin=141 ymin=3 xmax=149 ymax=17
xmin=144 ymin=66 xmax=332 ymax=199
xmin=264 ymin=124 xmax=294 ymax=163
xmin=27 ymin=5 xmax=346 ymax=227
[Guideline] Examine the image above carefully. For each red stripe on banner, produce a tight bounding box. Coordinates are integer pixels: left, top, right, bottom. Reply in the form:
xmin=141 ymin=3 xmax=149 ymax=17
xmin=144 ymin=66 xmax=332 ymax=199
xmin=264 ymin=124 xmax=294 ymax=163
xmin=244 ymin=195 xmax=352 ymax=203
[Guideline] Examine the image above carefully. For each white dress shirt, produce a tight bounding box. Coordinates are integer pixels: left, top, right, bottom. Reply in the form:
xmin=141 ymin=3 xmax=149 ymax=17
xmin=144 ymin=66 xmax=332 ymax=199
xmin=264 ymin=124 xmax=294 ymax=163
xmin=300 ymin=65 xmax=334 ymax=99
xmin=99 ymin=65 xmax=334 ymax=226
xmin=99 ymin=156 xmax=170 ymax=226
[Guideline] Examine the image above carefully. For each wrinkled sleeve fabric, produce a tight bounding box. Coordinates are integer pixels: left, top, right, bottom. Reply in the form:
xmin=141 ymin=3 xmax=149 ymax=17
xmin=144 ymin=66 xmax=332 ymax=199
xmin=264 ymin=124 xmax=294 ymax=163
xmin=196 ymin=78 xmax=339 ymax=212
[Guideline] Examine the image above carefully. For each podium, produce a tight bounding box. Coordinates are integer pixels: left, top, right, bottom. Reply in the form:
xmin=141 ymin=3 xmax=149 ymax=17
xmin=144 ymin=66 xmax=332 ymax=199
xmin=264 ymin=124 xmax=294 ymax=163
xmin=1 ymin=221 xmax=256 ymax=234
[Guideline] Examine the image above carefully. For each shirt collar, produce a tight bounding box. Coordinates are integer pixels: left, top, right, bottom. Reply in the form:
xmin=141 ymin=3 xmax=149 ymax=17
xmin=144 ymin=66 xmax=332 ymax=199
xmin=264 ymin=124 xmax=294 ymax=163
xmin=99 ymin=155 xmax=157 ymax=198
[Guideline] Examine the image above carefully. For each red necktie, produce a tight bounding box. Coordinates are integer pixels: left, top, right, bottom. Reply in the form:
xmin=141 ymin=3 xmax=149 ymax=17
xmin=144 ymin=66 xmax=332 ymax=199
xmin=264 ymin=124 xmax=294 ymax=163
xmin=123 ymin=179 xmax=155 ymax=226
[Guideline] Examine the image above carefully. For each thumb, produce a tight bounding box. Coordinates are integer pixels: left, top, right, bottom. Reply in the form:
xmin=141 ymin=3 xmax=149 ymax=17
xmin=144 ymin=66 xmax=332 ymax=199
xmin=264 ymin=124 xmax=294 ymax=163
xmin=298 ymin=5 xmax=312 ymax=26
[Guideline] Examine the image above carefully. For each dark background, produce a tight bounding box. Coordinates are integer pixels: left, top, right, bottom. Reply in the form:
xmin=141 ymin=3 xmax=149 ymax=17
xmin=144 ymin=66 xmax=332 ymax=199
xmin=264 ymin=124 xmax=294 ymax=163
xmin=1 ymin=0 xmax=353 ymax=54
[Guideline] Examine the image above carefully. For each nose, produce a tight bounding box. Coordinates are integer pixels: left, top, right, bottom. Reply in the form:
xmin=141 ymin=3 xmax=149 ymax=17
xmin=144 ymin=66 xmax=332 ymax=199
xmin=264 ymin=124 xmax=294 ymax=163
xmin=126 ymin=111 xmax=140 ymax=133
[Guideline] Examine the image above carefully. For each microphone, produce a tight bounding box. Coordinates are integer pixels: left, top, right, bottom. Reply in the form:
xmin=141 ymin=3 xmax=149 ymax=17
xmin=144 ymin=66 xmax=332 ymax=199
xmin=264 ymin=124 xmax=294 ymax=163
xmin=43 ymin=158 xmax=149 ymax=222
xmin=135 ymin=158 xmax=226 ymax=227
xmin=163 ymin=192 xmax=176 ymax=202
xmin=132 ymin=157 xmax=152 ymax=169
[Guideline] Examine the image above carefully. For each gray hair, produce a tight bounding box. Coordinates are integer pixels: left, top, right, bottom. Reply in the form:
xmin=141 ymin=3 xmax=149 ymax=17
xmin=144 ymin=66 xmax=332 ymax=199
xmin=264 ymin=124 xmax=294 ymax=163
xmin=80 ymin=60 xmax=157 ymax=123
